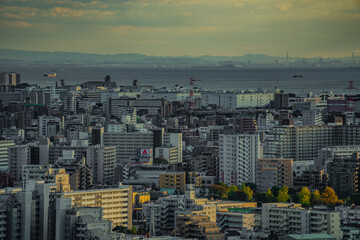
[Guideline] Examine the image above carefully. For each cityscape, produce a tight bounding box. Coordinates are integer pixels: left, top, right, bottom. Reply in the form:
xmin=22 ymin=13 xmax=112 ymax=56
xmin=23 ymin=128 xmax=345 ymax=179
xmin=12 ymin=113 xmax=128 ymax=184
xmin=1 ymin=0 xmax=360 ymax=240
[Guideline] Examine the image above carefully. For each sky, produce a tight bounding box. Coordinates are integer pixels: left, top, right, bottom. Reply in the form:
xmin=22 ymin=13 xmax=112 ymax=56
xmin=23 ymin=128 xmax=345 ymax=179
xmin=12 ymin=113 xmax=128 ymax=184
xmin=0 ymin=0 xmax=359 ymax=58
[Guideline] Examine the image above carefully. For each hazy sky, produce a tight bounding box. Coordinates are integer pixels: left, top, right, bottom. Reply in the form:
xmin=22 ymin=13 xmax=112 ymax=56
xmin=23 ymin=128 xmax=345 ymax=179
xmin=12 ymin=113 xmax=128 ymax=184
xmin=0 ymin=0 xmax=359 ymax=57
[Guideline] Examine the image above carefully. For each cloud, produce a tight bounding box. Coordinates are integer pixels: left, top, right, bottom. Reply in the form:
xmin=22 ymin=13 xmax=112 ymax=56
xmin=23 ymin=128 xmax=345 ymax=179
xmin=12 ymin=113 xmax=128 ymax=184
xmin=1 ymin=20 xmax=33 ymax=28
xmin=0 ymin=0 xmax=359 ymax=57
xmin=48 ymin=7 xmax=115 ymax=18
xmin=4 ymin=13 xmax=23 ymax=19
xmin=277 ymin=3 xmax=292 ymax=12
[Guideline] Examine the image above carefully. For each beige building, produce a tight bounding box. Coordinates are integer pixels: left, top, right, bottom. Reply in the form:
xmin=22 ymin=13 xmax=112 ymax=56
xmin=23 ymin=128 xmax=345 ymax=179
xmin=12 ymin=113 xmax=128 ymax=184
xmin=257 ymin=158 xmax=293 ymax=192
xmin=217 ymin=210 xmax=257 ymax=232
xmin=159 ymin=172 xmax=201 ymax=194
xmin=0 ymin=140 xmax=15 ymax=170
xmin=173 ymin=214 xmax=225 ymax=240
xmin=22 ymin=165 xmax=71 ymax=192
xmin=63 ymin=185 xmax=133 ymax=228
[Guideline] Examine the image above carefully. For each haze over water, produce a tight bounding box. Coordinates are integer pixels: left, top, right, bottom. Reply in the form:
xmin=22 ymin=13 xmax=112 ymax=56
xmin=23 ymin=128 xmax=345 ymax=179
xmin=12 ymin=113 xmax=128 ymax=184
xmin=4 ymin=65 xmax=360 ymax=95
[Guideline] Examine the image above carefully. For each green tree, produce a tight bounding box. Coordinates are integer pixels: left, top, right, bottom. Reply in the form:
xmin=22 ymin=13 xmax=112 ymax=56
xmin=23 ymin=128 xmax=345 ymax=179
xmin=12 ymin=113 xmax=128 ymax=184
xmin=266 ymin=188 xmax=275 ymax=202
xmin=245 ymin=182 xmax=258 ymax=192
xmin=271 ymin=186 xmax=281 ymax=198
xmin=210 ymin=184 xmax=229 ymax=199
xmin=321 ymin=187 xmax=339 ymax=206
xmin=255 ymin=192 xmax=268 ymax=203
xmin=228 ymin=185 xmax=239 ymax=199
xmin=277 ymin=186 xmax=290 ymax=202
xmin=153 ymin=158 xmax=168 ymax=165
xmin=228 ymin=190 xmax=247 ymax=201
xmin=312 ymin=189 xmax=322 ymax=205
xmin=298 ymin=187 xmax=311 ymax=207
xmin=243 ymin=185 xmax=254 ymax=201
xmin=113 ymin=225 xmax=130 ymax=233
xmin=351 ymin=194 xmax=360 ymax=205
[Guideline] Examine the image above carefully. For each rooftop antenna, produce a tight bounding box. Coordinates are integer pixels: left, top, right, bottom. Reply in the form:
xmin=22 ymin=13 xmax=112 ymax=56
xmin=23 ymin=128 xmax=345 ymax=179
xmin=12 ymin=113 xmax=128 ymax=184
xmin=189 ymin=77 xmax=200 ymax=110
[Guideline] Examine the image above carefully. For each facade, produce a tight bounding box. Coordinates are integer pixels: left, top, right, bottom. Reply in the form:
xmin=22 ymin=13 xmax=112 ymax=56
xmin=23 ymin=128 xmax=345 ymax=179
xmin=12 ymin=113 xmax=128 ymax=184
xmin=8 ymin=145 xmax=30 ymax=182
xmin=65 ymin=207 xmax=116 ymax=240
xmin=216 ymin=210 xmax=257 ymax=232
xmin=109 ymin=98 xmax=172 ymax=117
xmin=103 ymin=131 xmax=153 ymax=164
xmin=315 ymin=145 xmax=360 ymax=172
xmin=155 ymin=146 xmax=180 ymax=164
xmin=0 ymin=140 xmax=15 ymax=170
xmin=264 ymin=125 xmax=360 ymax=161
xmin=293 ymin=169 xmax=327 ymax=190
xmin=86 ymin=145 xmax=116 ymax=185
xmin=201 ymin=91 xmax=273 ymax=109
xmin=173 ymin=214 xmax=225 ymax=240
xmin=302 ymin=109 xmax=323 ymax=126
xmin=191 ymin=150 xmax=219 ymax=178
xmin=163 ymin=132 xmax=183 ymax=163
xmin=159 ymin=172 xmax=201 ymax=194
xmin=219 ymin=134 xmax=261 ymax=185
xmin=262 ymin=203 xmax=341 ymax=239
xmin=256 ymin=158 xmax=293 ymax=192
xmin=328 ymin=153 xmax=360 ymax=198
xmin=63 ymin=185 xmax=133 ymax=228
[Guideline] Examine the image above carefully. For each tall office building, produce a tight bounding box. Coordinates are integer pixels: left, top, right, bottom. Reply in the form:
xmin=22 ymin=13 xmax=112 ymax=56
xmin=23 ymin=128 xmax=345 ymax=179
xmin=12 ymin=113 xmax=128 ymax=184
xmin=219 ymin=134 xmax=261 ymax=185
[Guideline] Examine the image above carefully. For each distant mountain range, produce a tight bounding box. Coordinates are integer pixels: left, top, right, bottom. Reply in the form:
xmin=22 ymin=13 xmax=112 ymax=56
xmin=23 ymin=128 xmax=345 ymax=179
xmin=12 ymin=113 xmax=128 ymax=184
xmin=0 ymin=49 xmax=358 ymax=68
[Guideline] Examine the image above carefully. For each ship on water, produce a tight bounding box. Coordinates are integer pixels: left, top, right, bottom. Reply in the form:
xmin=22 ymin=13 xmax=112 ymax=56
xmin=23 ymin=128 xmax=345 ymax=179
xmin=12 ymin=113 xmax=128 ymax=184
xmin=293 ymin=74 xmax=304 ymax=78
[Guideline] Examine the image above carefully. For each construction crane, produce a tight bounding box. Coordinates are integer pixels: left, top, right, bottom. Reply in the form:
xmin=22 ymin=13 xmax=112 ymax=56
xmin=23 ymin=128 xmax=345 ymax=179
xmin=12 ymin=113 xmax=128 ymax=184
xmin=188 ymin=77 xmax=200 ymax=110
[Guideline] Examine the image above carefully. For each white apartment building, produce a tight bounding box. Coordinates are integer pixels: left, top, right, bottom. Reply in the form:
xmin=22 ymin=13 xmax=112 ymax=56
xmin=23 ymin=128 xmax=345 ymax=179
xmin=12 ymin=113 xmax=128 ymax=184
xmin=262 ymin=203 xmax=341 ymax=239
xmin=103 ymin=131 xmax=153 ymax=164
xmin=302 ymin=109 xmax=323 ymax=126
xmin=219 ymin=134 xmax=261 ymax=186
xmin=201 ymin=91 xmax=274 ymax=109
xmin=38 ymin=116 xmax=62 ymax=137
xmin=8 ymin=145 xmax=30 ymax=182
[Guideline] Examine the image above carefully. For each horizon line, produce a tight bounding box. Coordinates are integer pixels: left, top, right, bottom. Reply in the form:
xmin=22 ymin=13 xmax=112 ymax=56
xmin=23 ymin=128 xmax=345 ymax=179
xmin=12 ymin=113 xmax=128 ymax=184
xmin=0 ymin=48 xmax=353 ymax=60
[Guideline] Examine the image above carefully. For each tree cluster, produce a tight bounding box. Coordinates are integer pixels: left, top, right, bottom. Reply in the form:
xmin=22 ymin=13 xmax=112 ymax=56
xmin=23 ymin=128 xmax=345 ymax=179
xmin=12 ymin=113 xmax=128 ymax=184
xmin=209 ymin=183 xmax=344 ymax=207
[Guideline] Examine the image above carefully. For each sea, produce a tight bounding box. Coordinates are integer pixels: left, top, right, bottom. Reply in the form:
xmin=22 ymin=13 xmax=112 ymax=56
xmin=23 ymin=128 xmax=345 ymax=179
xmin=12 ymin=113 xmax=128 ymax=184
xmin=2 ymin=65 xmax=360 ymax=95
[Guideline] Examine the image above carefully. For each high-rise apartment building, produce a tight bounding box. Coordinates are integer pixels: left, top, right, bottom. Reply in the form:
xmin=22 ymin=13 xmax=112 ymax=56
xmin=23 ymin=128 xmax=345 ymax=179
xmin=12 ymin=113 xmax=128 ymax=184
xmin=257 ymin=158 xmax=293 ymax=192
xmin=264 ymin=125 xmax=360 ymax=161
xmin=219 ymin=134 xmax=261 ymax=185
xmin=86 ymin=145 xmax=116 ymax=185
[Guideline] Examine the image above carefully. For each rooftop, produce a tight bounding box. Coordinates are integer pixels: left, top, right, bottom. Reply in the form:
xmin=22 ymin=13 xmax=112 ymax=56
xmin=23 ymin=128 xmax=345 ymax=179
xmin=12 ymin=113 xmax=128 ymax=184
xmin=284 ymin=234 xmax=335 ymax=239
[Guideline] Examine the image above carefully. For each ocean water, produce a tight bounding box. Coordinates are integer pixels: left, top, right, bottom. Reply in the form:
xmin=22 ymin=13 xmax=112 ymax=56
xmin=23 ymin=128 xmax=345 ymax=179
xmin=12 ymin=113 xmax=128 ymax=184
xmin=2 ymin=65 xmax=360 ymax=95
